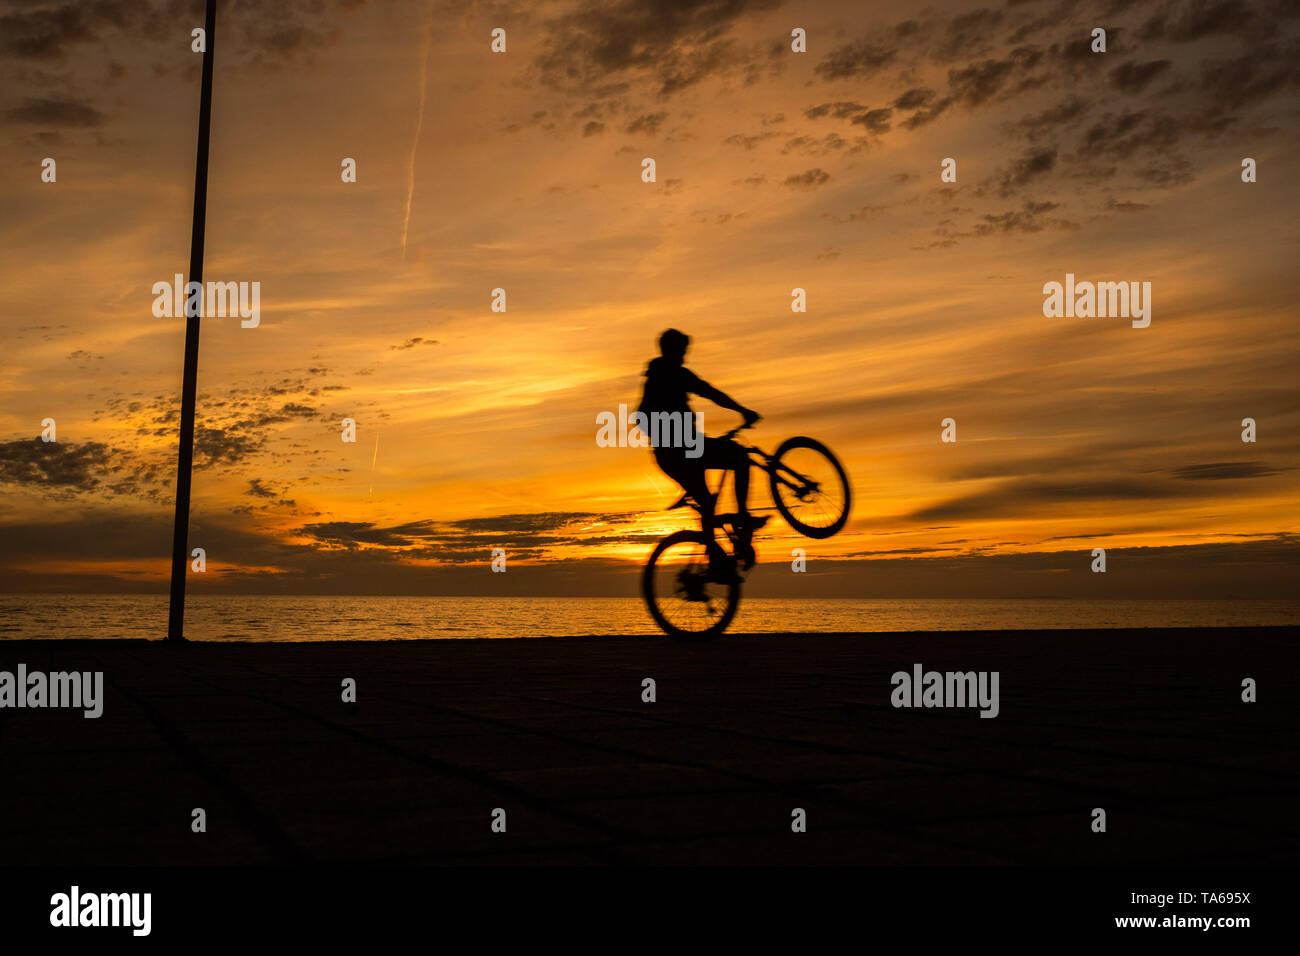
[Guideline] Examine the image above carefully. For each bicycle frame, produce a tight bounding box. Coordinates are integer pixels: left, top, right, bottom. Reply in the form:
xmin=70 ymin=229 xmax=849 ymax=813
xmin=688 ymin=426 xmax=818 ymax=538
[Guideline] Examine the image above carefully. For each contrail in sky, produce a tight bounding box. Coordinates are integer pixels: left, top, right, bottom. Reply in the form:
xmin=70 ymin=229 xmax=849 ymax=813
xmin=400 ymin=5 xmax=434 ymax=260
xmin=369 ymin=430 xmax=380 ymax=497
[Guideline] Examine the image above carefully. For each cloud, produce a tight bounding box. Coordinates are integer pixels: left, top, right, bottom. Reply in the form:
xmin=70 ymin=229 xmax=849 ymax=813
xmin=910 ymin=477 xmax=1201 ymax=521
xmin=946 ymin=47 xmax=1042 ymax=107
xmin=724 ymin=131 xmax=778 ymax=149
xmin=993 ymin=145 xmax=1057 ymax=196
xmin=804 ymin=101 xmax=869 ymax=120
xmin=1170 ymin=462 xmax=1281 ymax=480
xmin=1138 ymin=0 xmax=1261 ymax=42
xmin=850 ymin=108 xmax=893 ymax=133
xmin=1106 ymin=197 xmax=1150 ymax=212
xmin=531 ymin=0 xmax=779 ymax=97
xmin=625 ymin=111 xmax=668 ymax=134
xmin=1077 ymin=110 xmax=1181 ymax=158
xmin=0 ymin=0 xmax=372 ymax=64
xmin=782 ymin=168 xmax=830 ymax=190
xmin=1006 ymin=97 xmax=1091 ymax=139
xmin=0 ymin=0 xmax=144 ymax=60
xmin=971 ymin=199 xmax=1073 ymax=235
xmin=1109 ymin=59 xmax=1173 ymax=94
xmin=1197 ymin=42 xmax=1300 ymax=109
xmin=0 ymin=438 xmax=112 ymax=492
xmin=194 ymin=425 xmax=265 ymax=468
xmin=814 ymin=39 xmax=897 ymax=80
xmin=390 ymin=336 xmax=438 ymax=350
xmin=930 ymin=7 xmax=1004 ymax=63
xmin=3 ymin=97 xmax=104 ymax=127
xmin=299 ymin=520 xmax=432 ymax=548
xmin=892 ymin=87 xmax=938 ymax=110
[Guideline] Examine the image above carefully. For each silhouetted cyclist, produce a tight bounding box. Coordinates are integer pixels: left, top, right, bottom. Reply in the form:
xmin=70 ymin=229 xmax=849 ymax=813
xmin=639 ymin=328 xmax=767 ymax=570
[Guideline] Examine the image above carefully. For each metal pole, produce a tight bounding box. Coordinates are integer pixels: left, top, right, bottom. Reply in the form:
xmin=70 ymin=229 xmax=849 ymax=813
xmin=167 ymin=0 xmax=218 ymax=642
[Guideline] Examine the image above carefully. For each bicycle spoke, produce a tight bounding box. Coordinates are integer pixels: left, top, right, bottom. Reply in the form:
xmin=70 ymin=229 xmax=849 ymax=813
xmin=649 ymin=538 xmax=734 ymax=635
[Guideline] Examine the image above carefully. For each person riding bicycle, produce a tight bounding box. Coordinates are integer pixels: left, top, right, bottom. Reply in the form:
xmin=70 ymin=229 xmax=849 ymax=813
xmin=639 ymin=328 xmax=767 ymax=571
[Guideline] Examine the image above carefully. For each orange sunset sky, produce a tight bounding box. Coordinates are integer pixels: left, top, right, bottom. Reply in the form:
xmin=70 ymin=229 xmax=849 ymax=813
xmin=1 ymin=0 xmax=1298 ymax=597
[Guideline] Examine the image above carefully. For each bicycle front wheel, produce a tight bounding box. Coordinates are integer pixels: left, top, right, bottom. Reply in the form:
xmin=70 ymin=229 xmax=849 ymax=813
xmin=768 ymin=436 xmax=851 ymax=538
xmin=642 ymin=530 xmax=740 ymax=641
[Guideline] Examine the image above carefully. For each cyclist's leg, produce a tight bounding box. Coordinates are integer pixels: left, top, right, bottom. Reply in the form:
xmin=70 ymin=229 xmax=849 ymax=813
xmin=657 ymin=449 xmax=712 ymax=516
xmin=656 ymin=448 xmax=731 ymax=572
xmin=699 ymin=438 xmax=752 ymax=518
xmin=699 ymin=438 xmax=764 ymax=569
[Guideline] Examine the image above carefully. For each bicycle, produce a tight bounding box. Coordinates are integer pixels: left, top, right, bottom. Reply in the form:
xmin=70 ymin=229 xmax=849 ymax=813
xmin=642 ymin=422 xmax=851 ymax=641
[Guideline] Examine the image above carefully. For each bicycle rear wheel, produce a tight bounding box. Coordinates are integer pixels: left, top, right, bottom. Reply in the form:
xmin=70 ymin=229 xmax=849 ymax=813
xmin=643 ymin=530 xmax=740 ymax=641
xmin=768 ymin=436 xmax=851 ymax=538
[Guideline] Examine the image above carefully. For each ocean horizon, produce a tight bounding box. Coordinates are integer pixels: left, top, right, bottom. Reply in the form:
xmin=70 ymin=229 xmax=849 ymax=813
xmin=2 ymin=594 xmax=1297 ymax=641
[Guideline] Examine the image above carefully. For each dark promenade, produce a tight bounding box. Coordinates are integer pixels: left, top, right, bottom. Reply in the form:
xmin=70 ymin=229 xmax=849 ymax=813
xmin=1 ymin=627 xmax=1295 ymax=866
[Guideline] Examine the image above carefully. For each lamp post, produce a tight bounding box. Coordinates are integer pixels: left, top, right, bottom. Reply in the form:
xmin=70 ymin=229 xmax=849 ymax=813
xmin=167 ymin=0 xmax=218 ymax=642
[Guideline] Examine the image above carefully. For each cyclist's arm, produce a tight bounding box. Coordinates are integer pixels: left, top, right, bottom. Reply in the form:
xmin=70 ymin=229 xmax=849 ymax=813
xmin=688 ymin=371 xmax=759 ymax=422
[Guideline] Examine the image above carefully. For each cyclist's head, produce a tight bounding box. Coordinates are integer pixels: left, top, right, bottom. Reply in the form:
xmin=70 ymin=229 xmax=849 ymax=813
xmin=659 ymin=328 xmax=689 ymax=364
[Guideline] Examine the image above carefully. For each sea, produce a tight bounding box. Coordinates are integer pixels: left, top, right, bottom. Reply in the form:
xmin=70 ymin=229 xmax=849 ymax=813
xmin=1 ymin=595 xmax=1297 ymax=640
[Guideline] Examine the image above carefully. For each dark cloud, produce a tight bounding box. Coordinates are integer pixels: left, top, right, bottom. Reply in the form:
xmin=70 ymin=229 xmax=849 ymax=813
xmin=993 ymin=145 xmax=1057 ymax=196
xmin=782 ymin=132 xmax=849 ymax=155
xmin=532 ymin=0 xmax=779 ymax=97
xmin=3 ymin=97 xmax=104 ymax=127
xmin=1198 ymin=43 xmax=1300 ymax=110
xmin=0 ymin=438 xmax=111 ymax=493
xmin=0 ymin=0 xmax=372 ymax=64
xmin=910 ymin=476 xmax=1200 ymax=521
xmin=1078 ymin=110 xmax=1181 ymax=157
xmin=971 ymin=199 xmax=1073 ymax=235
xmin=900 ymin=97 xmax=955 ymax=129
xmin=194 ymin=425 xmax=264 ymax=467
xmin=804 ymin=101 xmax=869 ymax=120
xmin=1138 ymin=0 xmax=1258 ymax=42
xmin=930 ymin=8 xmax=1004 ymax=63
xmin=1135 ymin=156 xmax=1194 ymax=186
xmin=815 ymin=38 xmax=896 ymax=80
xmin=1170 ymin=462 xmax=1281 ymax=480
xmin=783 ymin=168 xmax=830 ymax=190
xmin=0 ymin=435 xmax=171 ymax=501
xmin=299 ymin=520 xmax=432 ymax=548
xmin=451 ymin=512 xmax=604 ymax=534
xmin=892 ymin=87 xmax=937 ymax=110
xmin=947 ymin=47 xmax=1042 ymax=107
xmin=390 ymin=337 xmax=438 ymax=351
xmin=289 ymin=511 xmax=649 ymax=566
xmin=1007 ymin=97 xmax=1091 ymax=139
xmin=1106 ymin=197 xmax=1150 ymax=212
xmin=850 ymin=107 xmax=893 ymax=133
xmin=247 ymin=478 xmax=277 ymax=498
xmin=1109 ymin=59 xmax=1173 ymax=93
xmin=724 ymin=131 xmax=777 ymax=149
xmin=0 ymin=0 xmax=149 ymax=60
xmin=625 ymin=111 xmax=668 ymax=135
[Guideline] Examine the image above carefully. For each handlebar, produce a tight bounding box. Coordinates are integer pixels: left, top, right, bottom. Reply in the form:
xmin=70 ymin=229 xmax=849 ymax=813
xmin=718 ymin=421 xmax=756 ymax=441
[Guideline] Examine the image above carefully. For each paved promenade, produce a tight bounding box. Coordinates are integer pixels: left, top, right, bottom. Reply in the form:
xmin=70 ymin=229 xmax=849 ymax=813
xmin=1 ymin=628 xmax=1295 ymax=865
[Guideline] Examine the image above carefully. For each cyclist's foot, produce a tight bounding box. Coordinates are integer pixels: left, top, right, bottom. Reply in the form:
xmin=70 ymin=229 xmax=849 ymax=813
xmin=706 ymin=545 xmax=742 ymax=584
xmin=736 ymin=541 xmax=757 ymax=571
xmin=734 ymin=515 xmax=767 ymax=571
